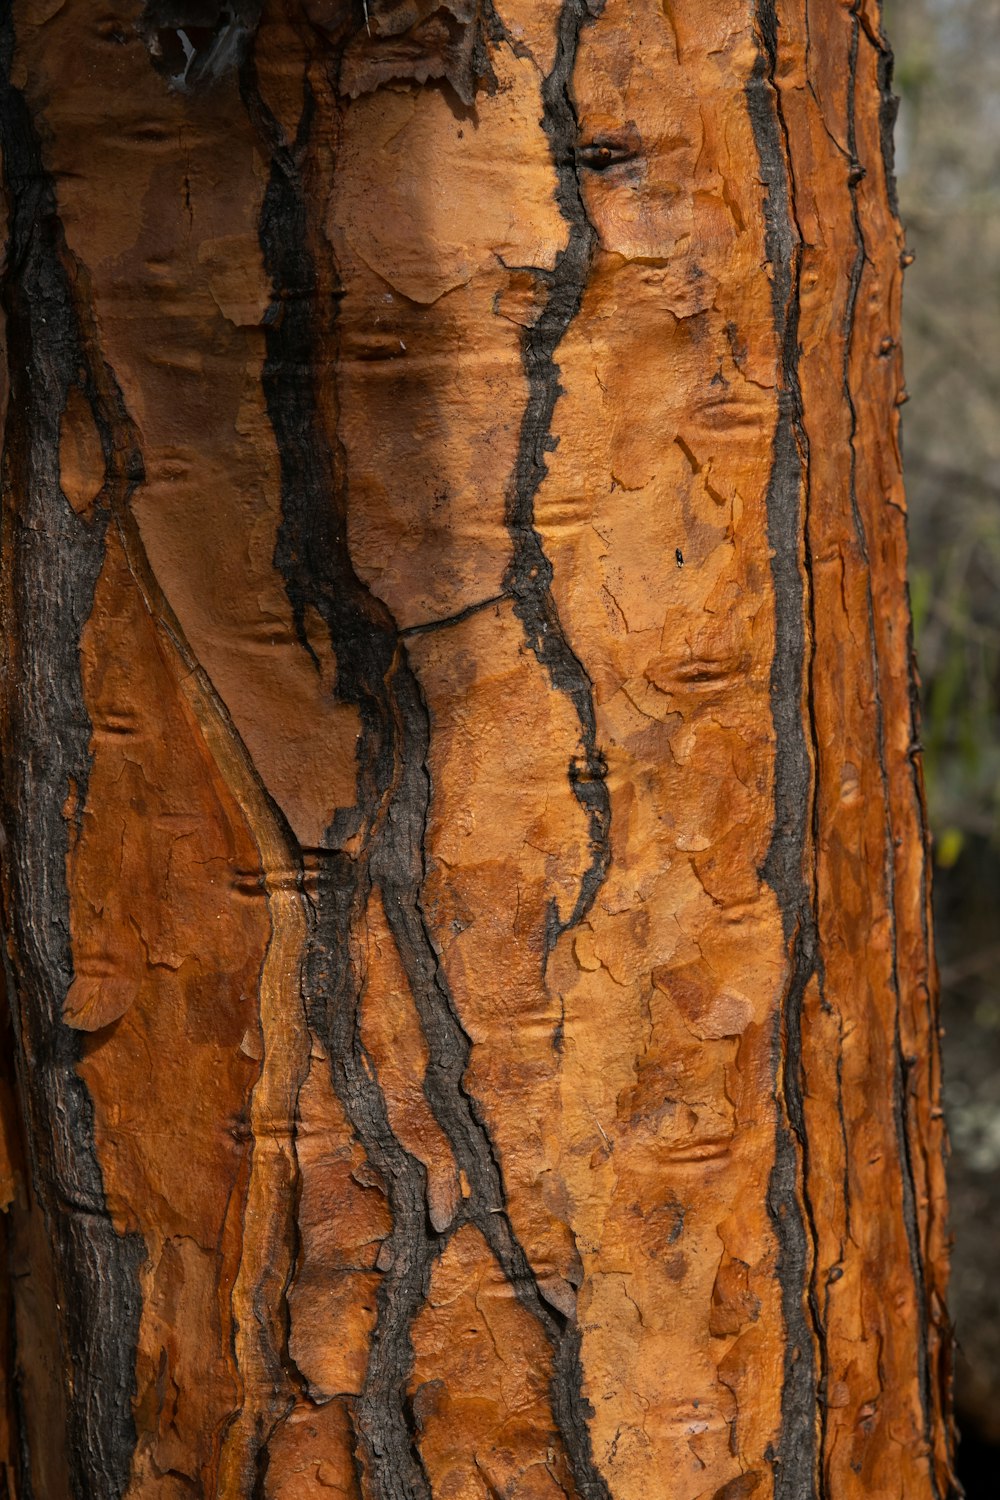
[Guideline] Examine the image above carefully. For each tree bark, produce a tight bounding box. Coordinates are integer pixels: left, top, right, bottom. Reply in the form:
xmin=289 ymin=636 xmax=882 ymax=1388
xmin=0 ymin=1 xmax=955 ymax=1497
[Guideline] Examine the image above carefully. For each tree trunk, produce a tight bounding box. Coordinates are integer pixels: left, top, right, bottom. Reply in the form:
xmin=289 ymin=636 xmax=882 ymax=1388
xmin=0 ymin=1 xmax=956 ymax=1496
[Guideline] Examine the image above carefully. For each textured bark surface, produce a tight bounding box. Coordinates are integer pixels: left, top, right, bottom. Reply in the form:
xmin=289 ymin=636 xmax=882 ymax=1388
xmin=0 ymin=1 xmax=955 ymax=1496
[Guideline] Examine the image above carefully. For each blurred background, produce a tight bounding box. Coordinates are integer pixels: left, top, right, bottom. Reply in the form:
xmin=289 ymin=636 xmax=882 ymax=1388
xmin=884 ymin=0 xmax=1000 ymax=1491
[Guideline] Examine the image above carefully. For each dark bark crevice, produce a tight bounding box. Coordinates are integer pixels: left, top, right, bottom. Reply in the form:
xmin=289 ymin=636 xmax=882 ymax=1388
xmin=501 ymin=0 xmax=612 ymax=953
xmin=0 ymin=17 xmax=145 ymax=1496
xmin=841 ymin=16 xmax=945 ymax=1495
xmin=243 ymin=63 xmax=440 ymax=1495
xmin=747 ymin=8 xmax=823 ymax=1498
xmin=3 ymin=1215 xmax=36 ymax=1500
xmin=863 ymin=0 xmax=901 ymax=218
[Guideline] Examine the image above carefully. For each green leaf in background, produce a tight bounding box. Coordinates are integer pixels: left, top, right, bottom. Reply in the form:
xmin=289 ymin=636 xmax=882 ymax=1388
xmin=936 ymin=825 xmax=965 ymax=870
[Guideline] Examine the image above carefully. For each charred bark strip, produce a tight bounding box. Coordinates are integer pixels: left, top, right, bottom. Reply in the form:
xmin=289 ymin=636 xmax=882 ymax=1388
xmin=243 ymin=65 xmax=438 ymax=1500
xmin=747 ymin=6 xmax=822 ymax=1497
xmin=800 ymin=0 xmax=856 ymax=1344
xmin=308 ymin=862 xmax=440 ymax=1500
xmin=841 ymin=20 xmax=943 ymax=1496
xmin=503 ymin=0 xmax=611 ymax=945
xmin=875 ymin=58 xmax=899 ymax=219
xmin=244 ymin=32 xmax=611 ymax=1496
xmin=865 ymin=0 xmax=900 ymax=220
xmin=2 ymin=1205 xmax=35 ymax=1500
xmin=494 ymin=9 xmax=616 ymax=1463
xmin=0 ymin=21 xmax=144 ymax=1497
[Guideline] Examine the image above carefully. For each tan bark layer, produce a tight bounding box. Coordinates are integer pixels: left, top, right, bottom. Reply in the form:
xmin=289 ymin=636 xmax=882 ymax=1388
xmin=0 ymin=1 xmax=954 ymax=1497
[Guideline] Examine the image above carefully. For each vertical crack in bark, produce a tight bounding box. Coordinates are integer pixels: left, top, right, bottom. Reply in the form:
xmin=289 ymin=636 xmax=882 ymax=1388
xmin=242 ymin=64 xmax=439 ymax=1500
xmin=4 ymin=1211 xmax=38 ymax=1500
xmin=0 ymin=20 xmax=145 ymax=1496
xmin=868 ymin=0 xmax=900 ymax=219
xmin=244 ymin=26 xmax=611 ymax=1495
xmin=502 ymin=0 xmax=611 ymax=948
xmin=800 ymin=6 xmax=855 ymax=1291
xmin=747 ymin=6 xmax=823 ymax=1497
xmin=791 ymin=4 xmax=855 ymax=1478
xmin=841 ymin=17 xmax=943 ymax=1496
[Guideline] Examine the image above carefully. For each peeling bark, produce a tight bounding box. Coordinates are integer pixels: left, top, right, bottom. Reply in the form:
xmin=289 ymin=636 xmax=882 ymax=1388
xmin=0 ymin=1 xmax=955 ymax=1497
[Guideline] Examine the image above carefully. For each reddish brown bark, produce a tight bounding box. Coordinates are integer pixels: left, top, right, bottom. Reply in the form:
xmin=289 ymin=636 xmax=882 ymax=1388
xmin=0 ymin=1 xmax=954 ymax=1496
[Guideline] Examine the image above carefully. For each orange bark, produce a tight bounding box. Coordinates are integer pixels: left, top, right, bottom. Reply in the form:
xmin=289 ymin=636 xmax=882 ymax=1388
xmin=0 ymin=1 xmax=954 ymax=1496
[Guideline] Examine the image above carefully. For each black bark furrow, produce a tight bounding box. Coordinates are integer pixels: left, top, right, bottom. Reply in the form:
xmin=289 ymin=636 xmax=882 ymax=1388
xmin=800 ymin=0 xmax=855 ymax=1284
xmin=245 ymin=69 xmax=438 ymax=1498
xmin=864 ymin=0 xmax=901 ymax=219
xmin=245 ymin=43 xmax=611 ymax=1496
xmin=0 ymin=23 xmax=144 ymax=1499
xmin=3 ymin=1220 xmax=36 ymax=1500
xmin=747 ymin=7 xmax=822 ymax=1498
xmin=841 ymin=21 xmax=943 ymax=1496
xmin=479 ymin=0 xmax=616 ymax=1478
xmin=502 ymin=0 xmax=611 ymax=946
xmin=310 ymin=860 xmax=441 ymax=1500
